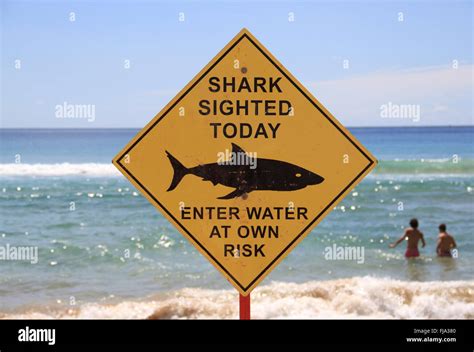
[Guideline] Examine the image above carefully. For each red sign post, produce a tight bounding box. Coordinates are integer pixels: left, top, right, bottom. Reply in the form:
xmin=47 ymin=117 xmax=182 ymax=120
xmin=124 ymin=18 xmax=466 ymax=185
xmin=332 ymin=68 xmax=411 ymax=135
xmin=239 ymin=294 xmax=251 ymax=320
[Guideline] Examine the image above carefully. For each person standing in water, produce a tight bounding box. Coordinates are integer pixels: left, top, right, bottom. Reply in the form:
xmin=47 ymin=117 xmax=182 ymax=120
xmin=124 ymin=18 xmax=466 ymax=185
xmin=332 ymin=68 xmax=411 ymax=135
xmin=389 ymin=218 xmax=426 ymax=258
xmin=436 ymin=224 xmax=457 ymax=257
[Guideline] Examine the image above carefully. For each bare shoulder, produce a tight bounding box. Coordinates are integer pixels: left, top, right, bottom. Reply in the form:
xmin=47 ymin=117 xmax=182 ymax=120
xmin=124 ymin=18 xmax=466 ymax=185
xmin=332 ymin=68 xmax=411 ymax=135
xmin=413 ymin=230 xmax=423 ymax=240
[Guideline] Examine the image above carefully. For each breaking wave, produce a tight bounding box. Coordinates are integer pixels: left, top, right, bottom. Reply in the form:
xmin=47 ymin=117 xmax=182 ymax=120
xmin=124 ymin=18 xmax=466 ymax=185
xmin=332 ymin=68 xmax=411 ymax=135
xmin=372 ymin=159 xmax=474 ymax=175
xmin=0 ymin=163 xmax=119 ymax=177
xmin=1 ymin=159 xmax=473 ymax=178
xmin=2 ymin=277 xmax=473 ymax=319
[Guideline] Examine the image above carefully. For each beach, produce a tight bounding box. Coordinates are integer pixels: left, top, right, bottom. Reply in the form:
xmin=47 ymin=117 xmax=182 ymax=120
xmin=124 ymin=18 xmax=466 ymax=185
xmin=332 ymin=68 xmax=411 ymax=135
xmin=0 ymin=127 xmax=473 ymax=319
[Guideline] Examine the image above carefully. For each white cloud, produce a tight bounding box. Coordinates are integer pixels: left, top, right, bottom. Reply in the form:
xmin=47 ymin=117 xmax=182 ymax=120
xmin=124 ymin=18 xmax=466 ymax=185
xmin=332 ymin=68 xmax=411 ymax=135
xmin=307 ymin=65 xmax=473 ymax=126
xmin=432 ymin=104 xmax=449 ymax=113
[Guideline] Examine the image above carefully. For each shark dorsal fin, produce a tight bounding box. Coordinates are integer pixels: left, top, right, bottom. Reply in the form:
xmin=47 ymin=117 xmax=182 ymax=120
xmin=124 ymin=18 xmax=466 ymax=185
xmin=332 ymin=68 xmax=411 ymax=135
xmin=231 ymin=143 xmax=246 ymax=156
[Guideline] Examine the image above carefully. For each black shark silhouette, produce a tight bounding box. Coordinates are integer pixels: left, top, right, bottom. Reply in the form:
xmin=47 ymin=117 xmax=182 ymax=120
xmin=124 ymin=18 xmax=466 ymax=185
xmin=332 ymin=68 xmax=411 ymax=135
xmin=166 ymin=143 xmax=324 ymax=199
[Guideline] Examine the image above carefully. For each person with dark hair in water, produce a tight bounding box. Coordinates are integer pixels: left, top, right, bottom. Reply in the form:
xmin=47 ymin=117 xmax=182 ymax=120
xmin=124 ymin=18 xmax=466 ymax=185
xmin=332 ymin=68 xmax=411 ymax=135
xmin=436 ymin=224 xmax=457 ymax=257
xmin=389 ymin=218 xmax=426 ymax=258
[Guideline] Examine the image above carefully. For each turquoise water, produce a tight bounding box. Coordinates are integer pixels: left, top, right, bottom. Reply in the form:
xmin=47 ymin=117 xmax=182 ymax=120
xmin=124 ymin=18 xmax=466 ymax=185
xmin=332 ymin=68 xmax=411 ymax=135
xmin=0 ymin=127 xmax=473 ymax=317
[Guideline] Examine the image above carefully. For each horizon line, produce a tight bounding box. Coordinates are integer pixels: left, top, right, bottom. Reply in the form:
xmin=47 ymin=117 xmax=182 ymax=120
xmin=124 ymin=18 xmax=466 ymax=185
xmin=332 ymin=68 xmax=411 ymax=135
xmin=1 ymin=124 xmax=473 ymax=130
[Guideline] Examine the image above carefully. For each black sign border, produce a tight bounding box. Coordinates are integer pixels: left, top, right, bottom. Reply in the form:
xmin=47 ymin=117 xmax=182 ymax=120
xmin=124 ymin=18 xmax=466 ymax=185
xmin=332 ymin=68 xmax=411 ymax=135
xmin=116 ymin=33 xmax=375 ymax=293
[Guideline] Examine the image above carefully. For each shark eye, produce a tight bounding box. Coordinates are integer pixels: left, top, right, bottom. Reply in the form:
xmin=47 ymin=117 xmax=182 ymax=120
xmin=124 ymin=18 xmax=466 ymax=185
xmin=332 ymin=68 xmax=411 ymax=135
xmin=295 ymin=173 xmax=302 ymax=178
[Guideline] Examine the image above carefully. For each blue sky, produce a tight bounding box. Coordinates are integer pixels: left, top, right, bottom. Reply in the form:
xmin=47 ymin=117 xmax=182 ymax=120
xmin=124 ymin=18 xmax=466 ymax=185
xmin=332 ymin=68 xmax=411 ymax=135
xmin=1 ymin=0 xmax=472 ymax=127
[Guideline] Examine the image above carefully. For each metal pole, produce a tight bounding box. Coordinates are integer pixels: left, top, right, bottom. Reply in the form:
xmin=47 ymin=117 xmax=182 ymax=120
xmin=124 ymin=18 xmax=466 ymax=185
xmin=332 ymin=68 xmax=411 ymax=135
xmin=239 ymin=293 xmax=251 ymax=320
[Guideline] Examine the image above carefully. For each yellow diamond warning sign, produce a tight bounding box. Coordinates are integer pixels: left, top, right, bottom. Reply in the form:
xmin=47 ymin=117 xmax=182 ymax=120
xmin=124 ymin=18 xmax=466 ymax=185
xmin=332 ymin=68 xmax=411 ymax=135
xmin=112 ymin=28 xmax=377 ymax=295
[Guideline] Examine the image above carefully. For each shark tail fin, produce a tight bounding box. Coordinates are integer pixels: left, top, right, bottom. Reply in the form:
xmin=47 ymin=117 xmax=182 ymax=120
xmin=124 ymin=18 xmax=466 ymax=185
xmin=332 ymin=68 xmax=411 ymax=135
xmin=166 ymin=151 xmax=189 ymax=191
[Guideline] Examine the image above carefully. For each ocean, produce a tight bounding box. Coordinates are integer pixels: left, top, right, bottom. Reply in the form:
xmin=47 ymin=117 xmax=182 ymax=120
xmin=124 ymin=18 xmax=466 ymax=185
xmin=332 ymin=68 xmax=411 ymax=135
xmin=0 ymin=127 xmax=473 ymax=319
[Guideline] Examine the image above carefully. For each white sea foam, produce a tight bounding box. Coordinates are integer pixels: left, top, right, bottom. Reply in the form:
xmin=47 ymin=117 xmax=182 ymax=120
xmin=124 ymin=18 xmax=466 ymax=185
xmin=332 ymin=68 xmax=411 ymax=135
xmin=0 ymin=162 xmax=472 ymax=179
xmin=366 ymin=173 xmax=474 ymax=180
xmin=392 ymin=158 xmax=453 ymax=163
xmin=3 ymin=277 xmax=473 ymax=319
xmin=0 ymin=163 xmax=120 ymax=177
